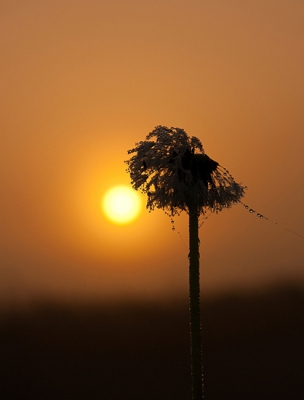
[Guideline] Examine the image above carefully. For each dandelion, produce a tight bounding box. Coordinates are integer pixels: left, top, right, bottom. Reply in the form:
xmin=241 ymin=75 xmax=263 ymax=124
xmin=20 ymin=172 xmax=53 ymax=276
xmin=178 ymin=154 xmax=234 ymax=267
xmin=125 ymin=125 xmax=246 ymax=400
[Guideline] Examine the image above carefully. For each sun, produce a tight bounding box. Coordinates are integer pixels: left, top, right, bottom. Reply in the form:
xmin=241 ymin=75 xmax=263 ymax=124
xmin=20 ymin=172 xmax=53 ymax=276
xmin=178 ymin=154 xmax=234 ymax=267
xmin=102 ymin=185 xmax=142 ymax=225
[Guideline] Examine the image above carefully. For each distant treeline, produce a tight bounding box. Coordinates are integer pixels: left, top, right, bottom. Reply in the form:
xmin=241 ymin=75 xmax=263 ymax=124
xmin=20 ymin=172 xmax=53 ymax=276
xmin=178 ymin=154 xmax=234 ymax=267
xmin=0 ymin=283 xmax=303 ymax=400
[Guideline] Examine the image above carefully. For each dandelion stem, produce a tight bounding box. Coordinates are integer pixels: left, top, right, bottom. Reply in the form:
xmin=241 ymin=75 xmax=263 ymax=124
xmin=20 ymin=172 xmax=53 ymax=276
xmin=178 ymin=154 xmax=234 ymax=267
xmin=189 ymin=204 xmax=204 ymax=400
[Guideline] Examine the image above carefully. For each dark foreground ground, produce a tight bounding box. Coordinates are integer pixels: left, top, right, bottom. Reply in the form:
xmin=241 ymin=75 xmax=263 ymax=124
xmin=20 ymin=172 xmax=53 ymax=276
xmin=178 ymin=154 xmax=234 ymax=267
xmin=0 ymin=284 xmax=303 ymax=400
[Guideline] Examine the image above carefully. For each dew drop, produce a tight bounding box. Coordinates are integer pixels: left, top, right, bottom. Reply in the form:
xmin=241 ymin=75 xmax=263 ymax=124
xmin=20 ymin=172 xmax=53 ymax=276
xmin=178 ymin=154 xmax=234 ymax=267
xmin=249 ymin=209 xmax=255 ymax=213
xmin=233 ymin=201 xmax=237 ymax=205
xmin=259 ymin=215 xmax=264 ymax=219
xmin=245 ymin=205 xmax=249 ymax=209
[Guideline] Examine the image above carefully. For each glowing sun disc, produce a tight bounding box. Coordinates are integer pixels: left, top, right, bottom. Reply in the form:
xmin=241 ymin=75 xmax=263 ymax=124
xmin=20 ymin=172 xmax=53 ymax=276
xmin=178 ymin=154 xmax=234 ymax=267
xmin=102 ymin=185 xmax=142 ymax=225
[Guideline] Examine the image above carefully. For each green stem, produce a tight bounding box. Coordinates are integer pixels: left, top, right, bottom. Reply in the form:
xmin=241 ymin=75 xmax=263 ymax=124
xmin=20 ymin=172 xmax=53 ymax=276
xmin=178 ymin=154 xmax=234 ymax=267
xmin=189 ymin=205 xmax=204 ymax=400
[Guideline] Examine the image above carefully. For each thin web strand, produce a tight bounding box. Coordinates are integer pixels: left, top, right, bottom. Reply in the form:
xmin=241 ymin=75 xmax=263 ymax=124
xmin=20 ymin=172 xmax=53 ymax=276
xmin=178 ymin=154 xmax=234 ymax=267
xmin=240 ymin=201 xmax=304 ymax=240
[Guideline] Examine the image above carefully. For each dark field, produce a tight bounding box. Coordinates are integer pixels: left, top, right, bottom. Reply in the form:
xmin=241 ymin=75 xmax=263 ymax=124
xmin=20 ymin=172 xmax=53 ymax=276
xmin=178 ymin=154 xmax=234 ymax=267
xmin=1 ymin=284 xmax=303 ymax=399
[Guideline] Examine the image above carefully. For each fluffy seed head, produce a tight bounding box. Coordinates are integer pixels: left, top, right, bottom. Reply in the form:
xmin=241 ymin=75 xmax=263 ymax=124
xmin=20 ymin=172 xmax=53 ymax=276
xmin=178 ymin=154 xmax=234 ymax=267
xmin=125 ymin=126 xmax=246 ymax=216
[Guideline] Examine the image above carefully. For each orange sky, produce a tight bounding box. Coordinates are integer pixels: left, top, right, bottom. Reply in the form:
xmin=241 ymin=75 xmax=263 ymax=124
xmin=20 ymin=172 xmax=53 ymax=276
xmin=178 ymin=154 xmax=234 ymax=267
xmin=1 ymin=0 xmax=304 ymax=306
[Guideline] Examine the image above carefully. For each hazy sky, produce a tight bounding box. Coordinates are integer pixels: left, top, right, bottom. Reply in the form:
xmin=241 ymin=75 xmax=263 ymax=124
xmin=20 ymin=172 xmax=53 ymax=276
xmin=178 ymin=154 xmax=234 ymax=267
xmin=1 ymin=0 xmax=304 ymax=305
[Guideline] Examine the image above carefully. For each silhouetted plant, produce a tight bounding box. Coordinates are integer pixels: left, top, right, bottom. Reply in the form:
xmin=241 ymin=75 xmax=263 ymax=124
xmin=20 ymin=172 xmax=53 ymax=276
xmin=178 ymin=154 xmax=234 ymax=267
xmin=125 ymin=126 xmax=246 ymax=400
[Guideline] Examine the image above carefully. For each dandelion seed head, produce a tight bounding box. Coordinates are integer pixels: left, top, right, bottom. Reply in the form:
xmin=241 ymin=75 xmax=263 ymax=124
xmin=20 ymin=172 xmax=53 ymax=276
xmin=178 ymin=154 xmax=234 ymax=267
xmin=125 ymin=126 xmax=246 ymax=217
